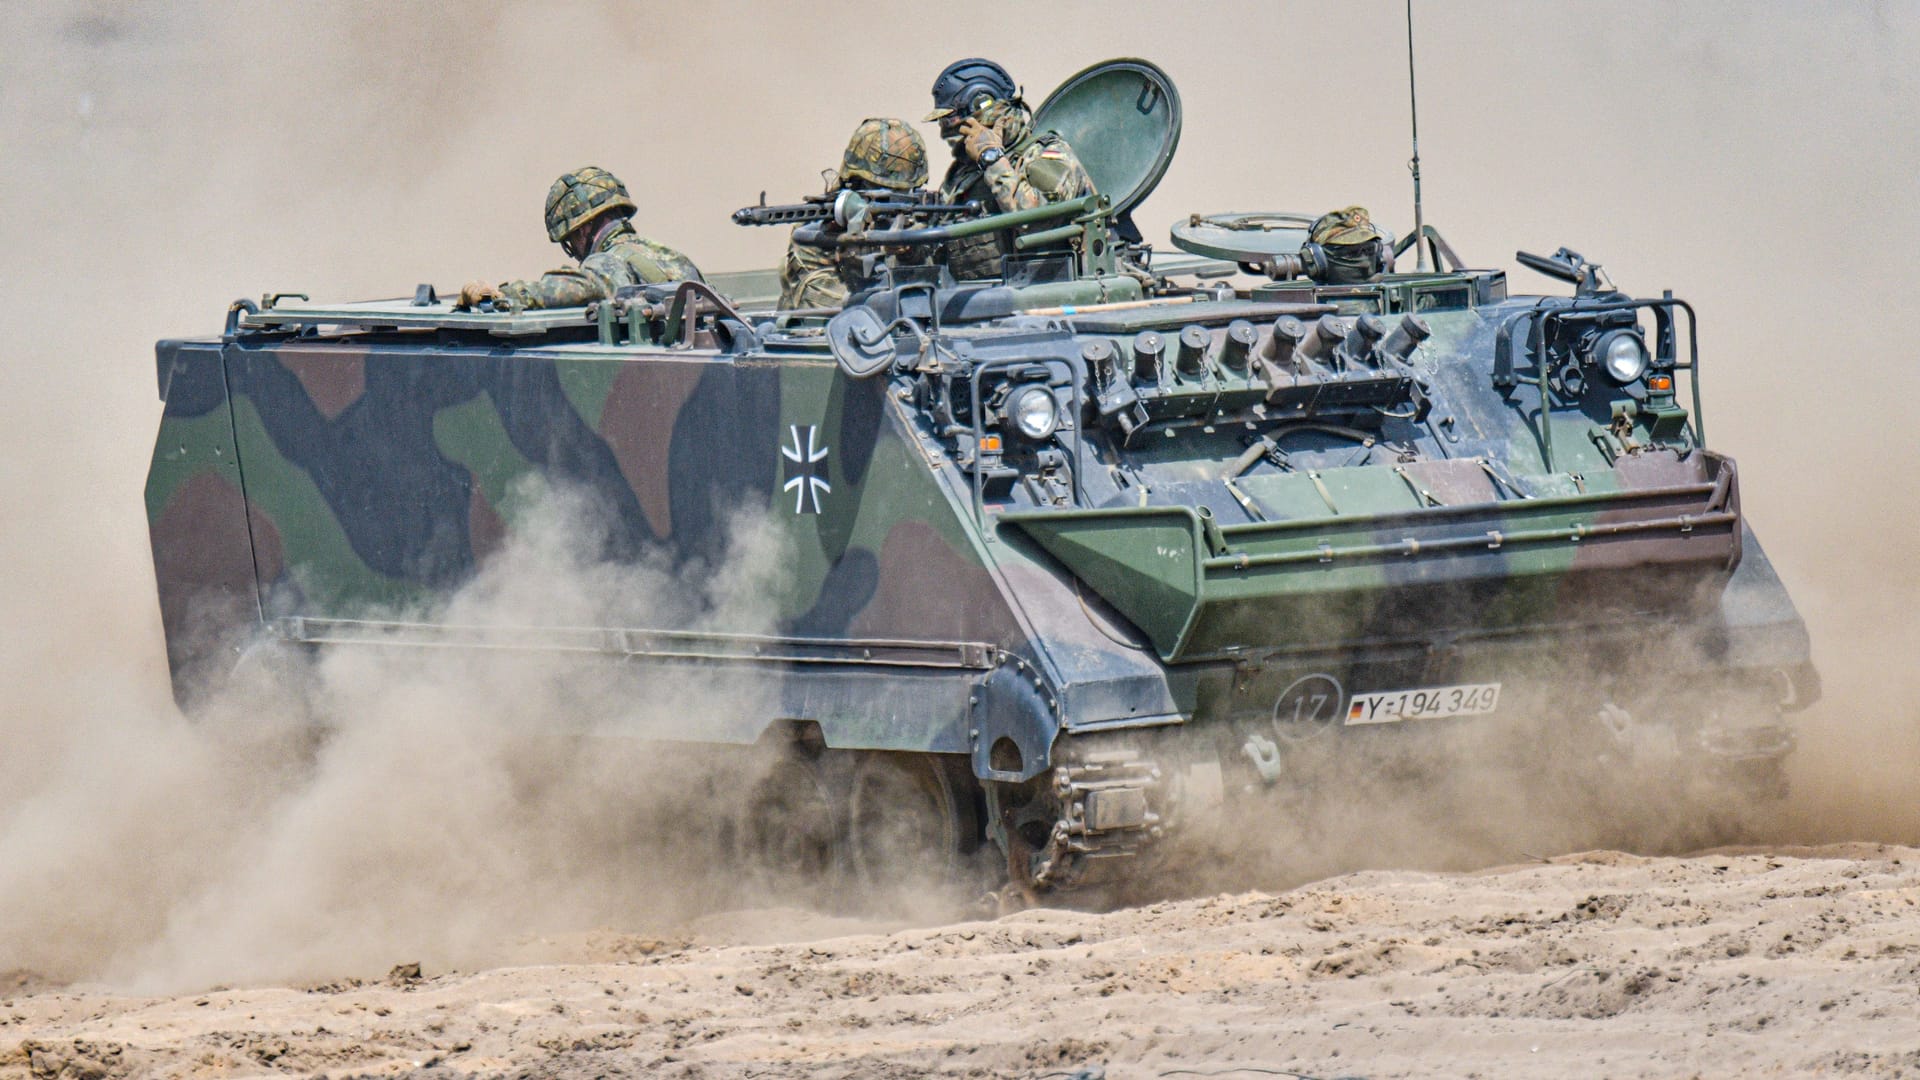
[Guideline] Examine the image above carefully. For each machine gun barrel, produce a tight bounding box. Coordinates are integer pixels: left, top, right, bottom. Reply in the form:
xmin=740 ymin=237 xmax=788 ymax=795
xmin=733 ymin=191 xmax=983 ymax=228
xmin=732 ymin=200 xmax=832 ymax=227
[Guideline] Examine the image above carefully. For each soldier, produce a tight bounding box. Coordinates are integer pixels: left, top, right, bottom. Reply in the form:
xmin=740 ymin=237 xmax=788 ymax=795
xmin=927 ymin=58 xmax=1096 ymax=280
xmin=778 ymin=118 xmax=930 ymax=311
xmin=1308 ymin=205 xmax=1392 ymax=285
xmin=458 ymin=166 xmax=702 ymax=310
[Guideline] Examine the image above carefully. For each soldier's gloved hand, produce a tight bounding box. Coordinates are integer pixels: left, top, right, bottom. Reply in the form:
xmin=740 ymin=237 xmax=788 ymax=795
xmin=958 ymin=118 xmax=1004 ymax=163
xmin=457 ymin=280 xmax=502 ymax=309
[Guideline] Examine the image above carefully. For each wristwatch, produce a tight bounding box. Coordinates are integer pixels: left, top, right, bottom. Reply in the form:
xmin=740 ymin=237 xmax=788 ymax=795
xmin=978 ymin=146 xmax=1004 ymax=167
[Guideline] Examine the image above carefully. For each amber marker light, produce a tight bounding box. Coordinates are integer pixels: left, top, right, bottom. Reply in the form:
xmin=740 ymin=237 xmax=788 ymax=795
xmin=981 ymin=435 xmax=1003 ymax=452
xmin=1648 ymin=374 xmax=1673 ymax=392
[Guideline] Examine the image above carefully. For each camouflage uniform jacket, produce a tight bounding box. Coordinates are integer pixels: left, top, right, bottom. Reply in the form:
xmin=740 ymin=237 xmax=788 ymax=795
xmin=938 ymin=129 xmax=1095 ymax=279
xmin=501 ymin=220 xmax=704 ymax=309
xmin=778 ymin=231 xmax=857 ymax=310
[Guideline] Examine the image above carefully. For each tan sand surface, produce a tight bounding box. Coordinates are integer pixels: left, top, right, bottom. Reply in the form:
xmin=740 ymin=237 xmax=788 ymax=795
xmin=7 ymin=845 xmax=1918 ymax=1078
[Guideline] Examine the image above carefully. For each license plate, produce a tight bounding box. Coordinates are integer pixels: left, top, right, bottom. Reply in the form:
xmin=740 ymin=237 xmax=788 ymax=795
xmin=1346 ymin=682 xmax=1501 ymax=725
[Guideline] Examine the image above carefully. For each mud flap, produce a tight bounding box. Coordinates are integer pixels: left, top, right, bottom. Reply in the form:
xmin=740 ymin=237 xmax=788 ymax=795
xmin=970 ymin=658 xmax=1058 ymax=783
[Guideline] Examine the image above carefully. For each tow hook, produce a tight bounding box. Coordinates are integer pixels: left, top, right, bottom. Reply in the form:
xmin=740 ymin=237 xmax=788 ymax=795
xmin=1598 ymin=702 xmax=1634 ymax=749
xmin=1242 ymin=734 xmax=1282 ymax=785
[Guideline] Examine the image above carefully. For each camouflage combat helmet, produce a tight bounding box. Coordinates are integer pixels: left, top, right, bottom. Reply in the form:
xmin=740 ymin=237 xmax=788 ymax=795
xmin=1309 ymin=205 xmax=1381 ymax=247
xmin=544 ymin=166 xmax=637 ymax=242
xmin=839 ymin=118 xmax=929 ymax=191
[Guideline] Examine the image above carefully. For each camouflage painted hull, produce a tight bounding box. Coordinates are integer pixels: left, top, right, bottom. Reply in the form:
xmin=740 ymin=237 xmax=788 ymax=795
xmin=146 ymin=270 xmax=1817 ymax=890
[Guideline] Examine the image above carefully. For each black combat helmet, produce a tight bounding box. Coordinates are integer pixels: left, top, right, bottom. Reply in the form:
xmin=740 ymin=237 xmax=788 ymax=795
xmin=925 ymin=58 xmax=1019 ymax=122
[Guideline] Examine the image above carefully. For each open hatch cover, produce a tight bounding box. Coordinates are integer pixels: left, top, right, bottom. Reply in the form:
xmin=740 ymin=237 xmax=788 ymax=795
xmin=1034 ymin=58 xmax=1182 ymax=237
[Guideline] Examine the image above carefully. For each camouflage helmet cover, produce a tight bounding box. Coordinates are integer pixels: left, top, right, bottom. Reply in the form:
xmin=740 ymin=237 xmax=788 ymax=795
xmin=839 ymin=117 xmax=929 ymax=191
xmin=544 ymin=166 xmax=637 ymax=242
xmin=925 ymin=58 xmax=1018 ymax=122
xmin=1309 ymin=205 xmax=1382 ymax=247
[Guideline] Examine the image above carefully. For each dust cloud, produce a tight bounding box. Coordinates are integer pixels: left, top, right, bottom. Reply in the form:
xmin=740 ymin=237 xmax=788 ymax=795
xmin=1 ymin=1 xmax=1917 ymax=991
xmin=1 ymin=482 xmax=810 ymax=991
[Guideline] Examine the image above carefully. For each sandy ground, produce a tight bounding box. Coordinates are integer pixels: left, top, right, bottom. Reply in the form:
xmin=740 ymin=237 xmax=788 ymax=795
xmin=5 ymin=844 xmax=1918 ymax=1080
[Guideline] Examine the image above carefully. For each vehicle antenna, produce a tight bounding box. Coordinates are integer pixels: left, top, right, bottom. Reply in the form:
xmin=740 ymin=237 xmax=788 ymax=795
xmin=1406 ymin=0 xmax=1427 ymax=271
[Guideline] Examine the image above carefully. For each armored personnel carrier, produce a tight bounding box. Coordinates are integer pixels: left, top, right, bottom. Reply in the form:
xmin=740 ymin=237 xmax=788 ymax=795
xmin=145 ymin=60 xmax=1817 ymax=895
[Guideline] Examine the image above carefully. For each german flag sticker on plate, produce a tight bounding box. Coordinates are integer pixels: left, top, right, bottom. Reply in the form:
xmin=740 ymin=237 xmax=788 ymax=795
xmin=1346 ymin=683 xmax=1501 ymax=725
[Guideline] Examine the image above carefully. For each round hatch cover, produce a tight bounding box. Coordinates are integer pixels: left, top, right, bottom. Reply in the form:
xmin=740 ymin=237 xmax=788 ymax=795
xmin=1033 ymin=58 xmax=1182 ymax=221
xmin=1170 ymin=211 xmax=1317 ymax=263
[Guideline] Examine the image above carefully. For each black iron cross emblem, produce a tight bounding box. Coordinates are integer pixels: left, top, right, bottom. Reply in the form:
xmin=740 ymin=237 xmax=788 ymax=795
xmin=781 ymin=424 xmax=831 ymax=514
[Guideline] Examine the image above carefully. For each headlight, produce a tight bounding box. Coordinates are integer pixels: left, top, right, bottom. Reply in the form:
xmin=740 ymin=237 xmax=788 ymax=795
xmin=1009 ymin=385 xmax=1059 ymax=440
xmin=1596 ymin=329 xmax=1649 ymax=384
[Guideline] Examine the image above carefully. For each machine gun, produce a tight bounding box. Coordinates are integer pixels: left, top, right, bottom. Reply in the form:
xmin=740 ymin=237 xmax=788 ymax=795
xmin=732 ymin=188 xmax=981 ymax=229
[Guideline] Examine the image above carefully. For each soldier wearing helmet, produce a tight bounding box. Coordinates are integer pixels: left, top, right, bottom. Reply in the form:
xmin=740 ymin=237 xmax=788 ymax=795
xmin=458 ymin=166 xmax=702 ymax=310
xmin=1308 ymin=205 xmax=1392 ymax=285
xmin=928 ymin=58 xmax=1096 ymax=280
xmin=778 ymin=118 xmax=929 ymax=311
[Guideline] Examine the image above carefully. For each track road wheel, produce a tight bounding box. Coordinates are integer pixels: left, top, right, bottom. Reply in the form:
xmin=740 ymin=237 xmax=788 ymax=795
xmin=845 ymin=753 xmax=973 ymax=905
xmin=739 ymin=751 xmax=844 ymax=902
